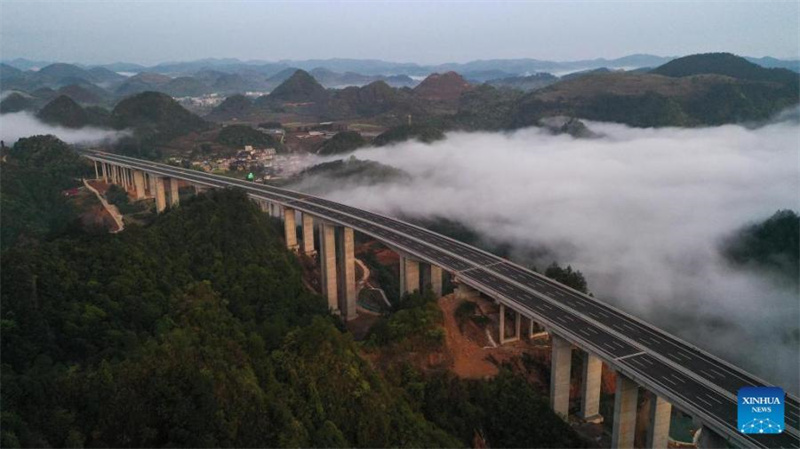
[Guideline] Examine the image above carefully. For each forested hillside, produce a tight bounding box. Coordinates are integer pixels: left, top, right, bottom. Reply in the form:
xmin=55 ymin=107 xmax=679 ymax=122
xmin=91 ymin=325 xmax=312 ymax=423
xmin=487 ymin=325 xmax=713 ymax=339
xmin=2 ymin=136 xmax=586 ymax=448
xmin=0 ymin=135 xmax=91 ymax=248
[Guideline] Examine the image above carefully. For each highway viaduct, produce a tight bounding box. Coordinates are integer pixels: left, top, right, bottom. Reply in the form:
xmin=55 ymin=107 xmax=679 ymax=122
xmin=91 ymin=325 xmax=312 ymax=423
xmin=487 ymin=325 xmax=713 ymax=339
xmin=85 ymin=150 xmax=799 ymax=449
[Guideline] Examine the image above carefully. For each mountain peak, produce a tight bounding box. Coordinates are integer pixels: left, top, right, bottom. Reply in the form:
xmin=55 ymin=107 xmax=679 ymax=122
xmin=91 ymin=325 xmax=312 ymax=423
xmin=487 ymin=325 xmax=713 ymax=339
xmin=37 ymin=95 xmax=89 ymax=128
xmin=267 ymin=69 xmax=328 ymax=103
xmin=413 ymin=71 xmax=472 ymax=101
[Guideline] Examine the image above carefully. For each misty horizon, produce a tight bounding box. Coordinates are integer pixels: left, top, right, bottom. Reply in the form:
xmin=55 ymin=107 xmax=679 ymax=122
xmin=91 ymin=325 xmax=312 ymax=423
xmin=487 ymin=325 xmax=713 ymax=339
xmin=1 ymin=2 xmax=797 ymax=65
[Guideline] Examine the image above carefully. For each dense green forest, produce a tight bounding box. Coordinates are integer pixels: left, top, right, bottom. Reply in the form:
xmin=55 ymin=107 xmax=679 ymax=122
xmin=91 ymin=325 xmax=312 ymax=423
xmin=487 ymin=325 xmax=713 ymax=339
xmin=722 ymin=209 xmax=799 ymax=283
xmin=0 ymin=135 xmax=91 ymax=248
xmin=2 ymin=136 xmax=587 ymax=448
xmin=290 ymin=156 xmax=410 ymax=188
xmin=216 ymin=124 xmax=282 ymax=151
xmin=316 ymin=130 xmax=367 ymax=155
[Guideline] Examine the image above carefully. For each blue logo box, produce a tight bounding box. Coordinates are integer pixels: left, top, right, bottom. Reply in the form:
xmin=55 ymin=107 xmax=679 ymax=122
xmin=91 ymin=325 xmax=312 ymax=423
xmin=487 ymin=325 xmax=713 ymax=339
xmin=738 ymin=386 xmax=784 ymax=434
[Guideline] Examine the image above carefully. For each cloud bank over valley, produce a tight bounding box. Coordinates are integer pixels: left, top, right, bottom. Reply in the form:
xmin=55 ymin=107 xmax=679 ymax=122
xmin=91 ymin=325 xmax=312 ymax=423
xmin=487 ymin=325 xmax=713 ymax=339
xmin=292 ymin=116 xmax=800 ymax=392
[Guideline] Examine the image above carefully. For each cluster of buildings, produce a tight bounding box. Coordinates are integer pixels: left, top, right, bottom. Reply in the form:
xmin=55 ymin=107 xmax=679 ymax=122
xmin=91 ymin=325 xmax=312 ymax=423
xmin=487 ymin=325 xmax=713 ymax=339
xmin=189 ymin=145 xmax=311 ymax=181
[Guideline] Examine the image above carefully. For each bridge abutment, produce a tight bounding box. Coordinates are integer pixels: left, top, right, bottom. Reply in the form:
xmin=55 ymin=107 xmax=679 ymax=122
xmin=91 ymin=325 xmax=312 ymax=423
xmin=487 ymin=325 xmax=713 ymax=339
xmin=453 ymin=280 xmax=480 ymax=300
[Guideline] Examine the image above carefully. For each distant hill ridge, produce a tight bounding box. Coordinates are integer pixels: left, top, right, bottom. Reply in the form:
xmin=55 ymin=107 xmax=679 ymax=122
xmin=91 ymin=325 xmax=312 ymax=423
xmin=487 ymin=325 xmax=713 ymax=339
xmin=651 ymin=52 xmax=799 ymax=84
xmin=111 ymin=91 xmax=208 ymax=142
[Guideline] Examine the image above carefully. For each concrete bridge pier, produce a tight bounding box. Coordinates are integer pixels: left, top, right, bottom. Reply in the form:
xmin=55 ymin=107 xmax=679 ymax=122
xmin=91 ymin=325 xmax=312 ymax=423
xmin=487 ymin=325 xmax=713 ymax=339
xmin=580 ymin=352 xmax=604 ymax=423
xmin=319 ymin=223 xmax=339 ymax=314
xmin=94 ymin=161 xmax=99 ymax=179
xmin=399 ymin=256 xmax=420 ymax=296
xmin=148 ymin=174 xmax=157 ymax=202
xmin=550 ymin=334 xmax=573 ymax=417
xmin=317 ymin=223 xmax=357 ymax=320
xmin=101 ymin=162 xmax=108 ymax=182
xmin=611 ymin=374 xmax=639 ymax=449
xmin=154 ymin=176 xmax=167 ymax=213
xmin=498 ymin=303 xmax=521 ymax=344
xmin=167 ymin=179 xmax=180 ymax=206
xmin=121 ymin=167 xmax=129 ymax=190
xmin=283 ymin=207 xmax=299 ymax=251
xmin=302 ymin=213 xmax=316 ymax=256
xmin=270 ymin=202 xmax=281 ymax=218
xmin=646 ymin=393 xmax=672 ymax=449
xmin=133 ymin=170 xmax=146 ymax=200
xmin=335 ymin=226 xmax=357 ymax=320
xmin=420 ymin=263 xmax=443 ymax=297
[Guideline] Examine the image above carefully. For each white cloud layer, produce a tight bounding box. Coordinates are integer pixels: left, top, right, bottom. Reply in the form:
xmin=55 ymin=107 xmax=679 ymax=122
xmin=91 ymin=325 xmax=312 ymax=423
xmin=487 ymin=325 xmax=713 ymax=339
xmin=0 ymin=112 xmax=127 ymax=146
xmin=295 ymin=117 xmax=800 ymax=392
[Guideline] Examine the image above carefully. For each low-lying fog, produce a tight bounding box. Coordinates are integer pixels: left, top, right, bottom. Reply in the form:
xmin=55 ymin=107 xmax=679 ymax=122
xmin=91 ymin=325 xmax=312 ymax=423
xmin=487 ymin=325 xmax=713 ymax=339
xmin=294 ymin=115 xmax=800 ymax=393
xmin=0 ymin=112 xmax=127 ymax=145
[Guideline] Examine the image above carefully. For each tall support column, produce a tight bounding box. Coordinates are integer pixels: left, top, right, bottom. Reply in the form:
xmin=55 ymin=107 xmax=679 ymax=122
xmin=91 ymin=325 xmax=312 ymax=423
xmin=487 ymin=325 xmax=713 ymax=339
xmin=580 ymin=353 xmax=604 ymax=423
xmin=94 ymin=161 xmax=99 ymax=179
xmin=499 ymin=304 xmax=521 ymax=344
xmin=101 ymin=162 xmax=108 ymax=181
xmin=550 ymin=335 xmax=572 ymax=417
xmin=611 ymin=374 xmax=638 ymax=449
xmin=399 ymin=256 xmax=420 ymax=296
xmin=499 ymin=303 xmax=506 ymax=344
xmin=110 ymin=165 xmax=117 ymax=184
xmin=319 ymin=223 xmax=338 ymax=312
xmin=132 ymin=170 xmax=146 ymax=200
xmin=154 ymin=176 xmax=167 ymax=213
xmin=646 ymin=393 xmax=672 ymax=449
xmin=336 ymin=227 xmax=357 ymax=321
xmin=167 ymin=178 xmax=179 ymax=206
xmin=302 ymin=213 xmax=316 ymax=256
xmin=430 ymin=265 xmax=443 ymax=297
xmin=420 ymin=264 xmax=443 ymax=297
xmin=148 ymin=173 xmax=157 ymax=200
xmin=283 ymin=207 xmax=299 ymax=251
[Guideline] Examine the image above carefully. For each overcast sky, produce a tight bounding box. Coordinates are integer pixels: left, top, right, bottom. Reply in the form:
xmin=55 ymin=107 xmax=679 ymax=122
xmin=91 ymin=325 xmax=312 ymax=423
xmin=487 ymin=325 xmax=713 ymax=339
xmin=1 ymin=1 xmax=798 ymax=65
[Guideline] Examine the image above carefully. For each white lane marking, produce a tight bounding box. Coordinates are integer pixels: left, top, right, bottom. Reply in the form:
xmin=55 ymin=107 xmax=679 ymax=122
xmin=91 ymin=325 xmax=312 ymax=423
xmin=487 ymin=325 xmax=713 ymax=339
xmin=669 ymin=374 xmax=687 ymax=384
xmin=662 ymin=376 xmax=678 ymax=386
xmin=615 ymin=351 xmax=646 ymax=361
xmin=696 ymin=396 xmax=715 ymax=408
xmin=705 ymin=394 xmax=724 ymax=405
